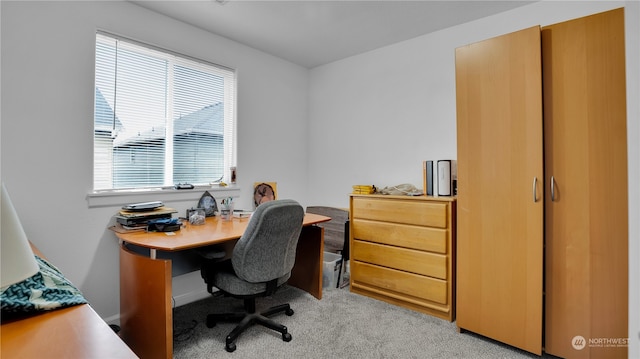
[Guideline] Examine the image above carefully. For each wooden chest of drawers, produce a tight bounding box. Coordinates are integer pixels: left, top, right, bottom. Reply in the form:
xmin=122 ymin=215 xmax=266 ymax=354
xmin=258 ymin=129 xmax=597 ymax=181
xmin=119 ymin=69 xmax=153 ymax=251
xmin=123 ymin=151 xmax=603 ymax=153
xmin=349 ymin=194 xmax=456 ymax=321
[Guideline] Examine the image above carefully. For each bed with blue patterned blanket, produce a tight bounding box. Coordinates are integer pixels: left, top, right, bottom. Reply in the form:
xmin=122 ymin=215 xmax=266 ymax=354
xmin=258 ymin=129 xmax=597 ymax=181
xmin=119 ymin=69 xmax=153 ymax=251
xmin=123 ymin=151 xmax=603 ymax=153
xmin=1 ymin=255 xmax=87 ymax=315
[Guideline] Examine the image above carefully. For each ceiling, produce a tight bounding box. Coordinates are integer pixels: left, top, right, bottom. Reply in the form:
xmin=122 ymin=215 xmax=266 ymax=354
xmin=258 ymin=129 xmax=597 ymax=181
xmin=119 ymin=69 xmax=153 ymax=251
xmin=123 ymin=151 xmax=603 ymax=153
xmin=130 ymin=1 xmax=535 ymax=68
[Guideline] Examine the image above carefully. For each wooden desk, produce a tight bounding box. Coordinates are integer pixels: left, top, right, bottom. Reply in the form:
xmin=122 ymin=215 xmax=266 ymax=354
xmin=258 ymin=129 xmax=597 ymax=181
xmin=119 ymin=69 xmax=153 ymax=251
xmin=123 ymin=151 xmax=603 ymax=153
xmin=1 ymin=305 xmax=138 ymax=359
xmin=1 ymin=246 xmax=138 ymax=359
xmin=114 ymin=213 xmax=330 ymax=359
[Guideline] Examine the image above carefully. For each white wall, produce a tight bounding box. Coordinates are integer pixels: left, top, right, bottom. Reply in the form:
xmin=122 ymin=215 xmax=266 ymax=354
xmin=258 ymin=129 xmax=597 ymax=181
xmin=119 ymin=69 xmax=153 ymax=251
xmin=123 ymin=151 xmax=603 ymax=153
xmin=308 ymin=0 xmax=639 ymax=356
xmin=1 ymin=1 xmax=309 ymax=320
xmin=308 ymin=0 xmax=634 ymax=207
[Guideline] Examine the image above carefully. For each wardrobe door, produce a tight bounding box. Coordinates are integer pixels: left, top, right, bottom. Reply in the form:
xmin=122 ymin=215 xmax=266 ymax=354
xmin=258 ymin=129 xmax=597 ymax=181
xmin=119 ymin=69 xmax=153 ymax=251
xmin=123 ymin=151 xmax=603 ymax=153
xmin=455 ymin=26 xmax=543 ymax=355
xmin=543 ymin=8 xmax=628 ymax=359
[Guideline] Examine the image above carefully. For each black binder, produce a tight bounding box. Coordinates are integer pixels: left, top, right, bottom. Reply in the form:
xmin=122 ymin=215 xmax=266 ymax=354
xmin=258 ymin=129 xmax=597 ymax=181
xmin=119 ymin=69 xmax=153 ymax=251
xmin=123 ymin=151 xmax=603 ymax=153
xmin=423 ymin=160 xmax=434 ymax=196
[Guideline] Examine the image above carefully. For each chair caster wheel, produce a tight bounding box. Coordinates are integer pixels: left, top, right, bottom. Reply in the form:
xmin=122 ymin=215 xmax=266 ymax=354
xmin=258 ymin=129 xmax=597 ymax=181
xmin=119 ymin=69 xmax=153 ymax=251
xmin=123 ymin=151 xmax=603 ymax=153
xmin=206 ymin=315 xmax=216 ymax=328
xmin=285 ymin=308 xmax=294 ymax=316
xmin=283 ymin=332 xmax=292 ymax=342
xmin=225 ymin=343 xmax=236 ymax=352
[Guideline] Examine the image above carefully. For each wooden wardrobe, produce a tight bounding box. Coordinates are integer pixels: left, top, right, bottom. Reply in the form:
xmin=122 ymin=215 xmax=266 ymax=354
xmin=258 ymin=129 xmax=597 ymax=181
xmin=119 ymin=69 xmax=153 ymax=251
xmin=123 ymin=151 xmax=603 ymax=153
xmin=455 ymin=8 xmax=627 ymax=358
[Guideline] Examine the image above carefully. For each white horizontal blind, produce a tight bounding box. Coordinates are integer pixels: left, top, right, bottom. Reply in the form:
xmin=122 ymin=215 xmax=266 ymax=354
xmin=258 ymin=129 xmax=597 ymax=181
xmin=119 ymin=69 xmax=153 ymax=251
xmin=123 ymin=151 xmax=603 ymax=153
xmin=93 ymin=33 xmax=236 ymax=191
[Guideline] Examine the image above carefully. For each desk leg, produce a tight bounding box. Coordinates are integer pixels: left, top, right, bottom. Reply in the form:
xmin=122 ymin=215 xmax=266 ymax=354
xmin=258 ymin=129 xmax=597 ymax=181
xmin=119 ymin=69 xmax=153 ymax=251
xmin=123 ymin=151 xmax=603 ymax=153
xmin=289 ymin=225 xmax=324 ymax=299
xmin=120 ymin=245 xmax=172 ymax=359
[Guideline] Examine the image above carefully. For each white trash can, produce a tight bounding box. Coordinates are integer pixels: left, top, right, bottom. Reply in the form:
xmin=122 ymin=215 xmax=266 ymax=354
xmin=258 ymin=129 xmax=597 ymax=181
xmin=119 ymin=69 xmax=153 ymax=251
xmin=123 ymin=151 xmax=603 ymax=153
xmin=322 ymin=252 xmax=343 ymax=290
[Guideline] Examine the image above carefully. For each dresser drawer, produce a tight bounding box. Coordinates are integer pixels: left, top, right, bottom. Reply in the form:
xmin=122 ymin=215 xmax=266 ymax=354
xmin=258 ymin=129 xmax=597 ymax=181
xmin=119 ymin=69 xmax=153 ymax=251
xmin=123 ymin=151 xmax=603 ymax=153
xmin=352 ymin=197 xmax=448 ymax=228
xmin=351 ymin=261 xmax=448 ymax=305
xmin=352 ymin=218 xmax=448 ymax=254
xmin=352 ymin=240 xmax=447 ymax=279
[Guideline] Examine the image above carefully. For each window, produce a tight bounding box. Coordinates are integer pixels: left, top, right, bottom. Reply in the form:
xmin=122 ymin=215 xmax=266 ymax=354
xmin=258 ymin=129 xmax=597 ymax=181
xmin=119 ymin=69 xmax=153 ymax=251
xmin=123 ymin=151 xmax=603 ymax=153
xmin=93 ymin=33 xmax=236 ymax=191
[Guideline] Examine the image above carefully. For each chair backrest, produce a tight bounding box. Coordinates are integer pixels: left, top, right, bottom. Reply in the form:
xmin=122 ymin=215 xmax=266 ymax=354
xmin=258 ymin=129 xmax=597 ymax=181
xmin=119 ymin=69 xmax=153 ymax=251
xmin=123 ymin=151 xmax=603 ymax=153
xmin=232 ymin=199 xmax=305 ymax=283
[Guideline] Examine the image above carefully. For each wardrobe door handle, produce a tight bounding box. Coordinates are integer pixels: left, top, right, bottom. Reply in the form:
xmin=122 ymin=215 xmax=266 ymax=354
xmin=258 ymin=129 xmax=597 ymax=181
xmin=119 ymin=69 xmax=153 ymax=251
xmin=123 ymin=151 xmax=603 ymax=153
xmin=550 ymin=176 xmax=556 ymax=202
xmin=533 ymin=177 xmax=538 ymax=202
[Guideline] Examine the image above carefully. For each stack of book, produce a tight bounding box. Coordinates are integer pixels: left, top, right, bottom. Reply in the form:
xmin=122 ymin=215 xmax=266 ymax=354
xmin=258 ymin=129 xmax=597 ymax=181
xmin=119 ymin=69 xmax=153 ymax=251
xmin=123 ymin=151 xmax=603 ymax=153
xmin=114 ymin=206 xmax=178 ymax=232
xmin=352 ymin=185 xmax=376 ymax=194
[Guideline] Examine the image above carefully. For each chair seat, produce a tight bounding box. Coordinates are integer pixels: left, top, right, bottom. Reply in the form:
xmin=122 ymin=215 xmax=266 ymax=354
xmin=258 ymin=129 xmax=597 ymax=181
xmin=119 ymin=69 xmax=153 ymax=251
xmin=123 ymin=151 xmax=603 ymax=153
xmin=212 ymin=267 xmax=291 ymax=297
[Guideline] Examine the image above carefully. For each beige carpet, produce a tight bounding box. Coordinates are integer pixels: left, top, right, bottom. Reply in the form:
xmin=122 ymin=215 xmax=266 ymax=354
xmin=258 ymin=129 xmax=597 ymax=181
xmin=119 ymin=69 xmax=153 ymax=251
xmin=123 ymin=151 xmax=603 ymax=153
xmin=172 ymin=285 xmax=550 ymax=358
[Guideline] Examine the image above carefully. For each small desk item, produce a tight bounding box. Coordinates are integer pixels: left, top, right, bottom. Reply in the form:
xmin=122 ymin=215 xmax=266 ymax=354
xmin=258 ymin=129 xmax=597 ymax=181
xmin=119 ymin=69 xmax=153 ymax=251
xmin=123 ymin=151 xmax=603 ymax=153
xmin=197 ymin=191 xmax=217 ymax=217
xmin=113 ymin=213 xmax=330 ymax=359
xmin=233 ymin=210 xmax=253 ymax=218
xmin=122 ymin=201 xmax=164 ymax=211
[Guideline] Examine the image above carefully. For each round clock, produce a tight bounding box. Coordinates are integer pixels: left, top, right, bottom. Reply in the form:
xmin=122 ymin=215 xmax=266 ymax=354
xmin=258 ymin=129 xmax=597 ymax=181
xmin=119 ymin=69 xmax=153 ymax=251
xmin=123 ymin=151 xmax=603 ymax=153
xmin=253 ymin=183 xmax=275 ymax=208
xmin=198 ymin=191 xmax=218 ymax=217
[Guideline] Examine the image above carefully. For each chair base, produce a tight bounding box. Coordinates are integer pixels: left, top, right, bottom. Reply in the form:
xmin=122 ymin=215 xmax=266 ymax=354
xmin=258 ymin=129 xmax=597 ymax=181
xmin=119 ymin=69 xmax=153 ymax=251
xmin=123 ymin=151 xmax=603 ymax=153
xmin=206 ymin=300 xmax=294 ymax=353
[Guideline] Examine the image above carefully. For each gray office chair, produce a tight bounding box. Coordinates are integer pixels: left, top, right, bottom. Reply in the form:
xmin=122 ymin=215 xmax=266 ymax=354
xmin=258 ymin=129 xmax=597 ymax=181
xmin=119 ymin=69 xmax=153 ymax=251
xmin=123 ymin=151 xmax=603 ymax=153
xmin=199 ymin=199 xmax=305 ymax=353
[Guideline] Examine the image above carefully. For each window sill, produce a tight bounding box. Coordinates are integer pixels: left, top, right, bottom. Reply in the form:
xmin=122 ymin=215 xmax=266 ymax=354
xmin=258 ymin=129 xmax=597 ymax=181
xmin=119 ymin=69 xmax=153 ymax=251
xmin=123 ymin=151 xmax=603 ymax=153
xmin=86 ymin=185 xmax=241 ymax=208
